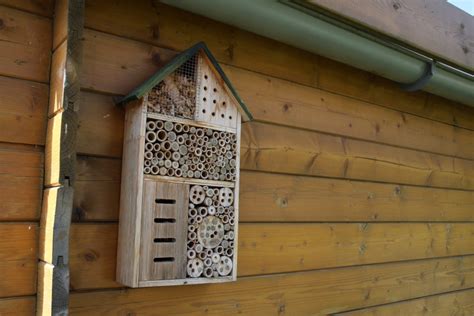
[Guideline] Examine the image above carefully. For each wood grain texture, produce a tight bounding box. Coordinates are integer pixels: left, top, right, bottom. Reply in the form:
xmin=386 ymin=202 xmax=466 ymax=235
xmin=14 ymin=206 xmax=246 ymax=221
xmin=116 ymin=99 xmax=146 ymax=287
xmin=0 ymin=76 xmax=48 ymax=145
xmin=0 ymin=296 xmax=36 ymax=316
xmin=44 ymin=112 xmax=62 ymax=187
xmin=0 ymin=146 xmax=43 ymax=221
xmin=0 ymin=1 xmax=53 ymax=17
xmin=0 ymin=6 xmax=51 ymax=82
xmin=83 ymin=0 xmax=474 ymax=131
xmin=336 ymin=288 xmax=474 ymax=316
xmin=48 ymin=40 xmax=67 ymax=116
xmin=241 ymin=122 xmax=474 ymax=190
xmin=69 ymin=255 xmax=474 ymax=315
xmin=307 ymin=0 xmax=474 ymax=71
xmin=225 ymin=66 xmax=474 ymax=160
xmin=77 ymin=92 xmax=124 ymax=158
xmin=139 ymin=180 xmax=188 ymax=281
xmin=70 ymin=222 xmax=474 ymax=288
xmin=74 ymin=156 xmax=474 ymax=222
xmin=76 ymin=95 xmax=474 ymax=190
xmin=0 ymin=223 xmax=38 ymax=297
xmin=79 ymin=30 xmax=474 ymax=160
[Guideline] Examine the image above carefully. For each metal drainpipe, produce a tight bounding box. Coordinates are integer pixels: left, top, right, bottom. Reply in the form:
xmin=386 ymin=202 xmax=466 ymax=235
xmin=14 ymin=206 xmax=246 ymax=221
xmin=162 ymin=0 xmax=474 ymax=107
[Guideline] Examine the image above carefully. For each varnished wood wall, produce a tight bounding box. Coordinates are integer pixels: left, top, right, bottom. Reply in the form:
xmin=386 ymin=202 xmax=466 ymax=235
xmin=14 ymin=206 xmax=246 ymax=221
xmin=0 ymin=0 xmax=53 ymax=314
xmin=2 ymin=0 xmax=468 ymax=314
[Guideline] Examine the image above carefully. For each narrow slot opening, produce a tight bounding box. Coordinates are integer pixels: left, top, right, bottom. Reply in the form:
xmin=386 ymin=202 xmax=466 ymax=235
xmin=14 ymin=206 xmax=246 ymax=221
xmin=155 ymin=198 xmax=176 ymax=204
xmin=154 ymin=218 xmax=176 ymax=223
xmin=154 ymin=238 xmax=176 ymax=243
xmin=153 ymin=257 xmax=175 ymax=262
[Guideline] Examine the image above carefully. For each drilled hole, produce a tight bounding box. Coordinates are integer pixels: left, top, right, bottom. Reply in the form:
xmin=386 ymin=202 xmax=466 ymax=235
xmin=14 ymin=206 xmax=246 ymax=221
xmin=221 ymin=114 xmax=225 ymax=118
xmin=202 ymin=109 xmax=206 ymax=113
xmin=153 ymin=257 xmax=175 ymax=262
xmin=155 ymin=198 xmax=176 ymax=204
xmin=154 ymin=218 xmax=176 ymax=223
xmin=204 ymin=86 xmax=207 ymax=91
xmin=204 ymin=74 xmax=208 ymax=79
xmin=154 ymin=238 xmax=176 ymax=243
xmin=203 ymin=97 xmax=207 ymax=102
xmin=213 ymin=99 xmax=216 ymax=104
xmin=212 ymin=112 xmax=215 ymax=116
xmin=229 ymin=116 xmax=232 ymax=120
xmin=213 ymin=88 xmax=217 ymax=92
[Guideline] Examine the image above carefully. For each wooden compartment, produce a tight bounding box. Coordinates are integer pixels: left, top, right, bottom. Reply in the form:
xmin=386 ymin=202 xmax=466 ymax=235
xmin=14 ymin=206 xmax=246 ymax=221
xmin=116 ymin=43 xmax=251 ymax=287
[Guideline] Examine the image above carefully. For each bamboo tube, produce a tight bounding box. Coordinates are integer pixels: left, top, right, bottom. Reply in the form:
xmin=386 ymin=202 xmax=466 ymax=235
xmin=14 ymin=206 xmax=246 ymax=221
xmin=144 ymin=166 xmax=151 ymax=174
xmin=157 ymin=130 xmax=167 ymax=141
xmin=182 ymin=124 xmax=190 ymax=133
xmin=175 ymin=168 xmax=183 ymax=177
xmin=145 ymin=142 xmax=154 ymax=151
xmin=208 ymin=206 xmax=216 ymax=215
xmin=174 ymin=123 xmax=183 ymax=133
xmin=194 ymin=170 xmax=201 ymax=178
xmin=198 ymin=207 xmax=207 ymax=217
xmin=159 ymin=167 xmax=167 ymax=176
xmin=204 ymin=258 xmax=212 ymax=267
xmin=156 ymin=120 xmax=164 ymax=129
xmin=164 ymin=151 xmax=171 ymax=160
xmin=187 ymin=250 xmax=196 ymax=259
xmin=196 ymin=128 xmax=204 ymax=138
xmin=195 ymin=244 xmax=203 ymax=253
xmin=164 ymin=121 xmax=173 ymax=131
xmin=172 ymin=152 xmax=181 ymax=161
xmin=172 ymin=161 xmax=179 ymax=169
xmin=189 ymin=208 xmax=197 ymax=218
xmin=168 ymin=131 xmax=177 ymax=142
xmin=198 ymin=251 xmax=206 ymax=260
xmin=226 ymin=248 xmax=233 ymax=257
xmin=144 ymin=151 xmax=153 ymax=160
xmin=167 ymin=168 xmax=175 ymax=177
xmin=146 ymin=121 xmax=156 ymax=131
xmin=177 ymin=135 xmax=185 ymax=144
xmin=162 ymin=140 xmax=171 ymax=151
xmin=145 ymin=131 xmax=157 ymax=143
xmin=151 ymin=157 xmax=159 ymax=166
xmin=144 ymin=160 xmax=151 ymax=167
xmin=195 ymin=215 xmax=203 ymax=223
xmin=151 ymin=166 xmax=160 ymax=175
xmin=170 ymin=142 xmax=179 ymax=152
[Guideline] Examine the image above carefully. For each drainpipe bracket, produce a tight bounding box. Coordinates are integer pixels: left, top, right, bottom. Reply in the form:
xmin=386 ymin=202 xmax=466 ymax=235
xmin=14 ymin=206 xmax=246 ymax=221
xmin=399 ymin=61 xmax=435 ymax=92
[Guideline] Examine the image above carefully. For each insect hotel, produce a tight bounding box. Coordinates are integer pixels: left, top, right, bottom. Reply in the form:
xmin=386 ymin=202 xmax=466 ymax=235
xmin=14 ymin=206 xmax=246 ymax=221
xmin=115 ymin=42 xmax=252 ymax=287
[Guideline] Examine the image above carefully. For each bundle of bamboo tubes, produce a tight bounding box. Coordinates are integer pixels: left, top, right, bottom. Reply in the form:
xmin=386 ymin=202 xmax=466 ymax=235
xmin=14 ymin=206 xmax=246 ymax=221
xmin=186 ymin=185 xmax=235 ymax=278
xmin=143 ymin=118 xmax=237 ymax=181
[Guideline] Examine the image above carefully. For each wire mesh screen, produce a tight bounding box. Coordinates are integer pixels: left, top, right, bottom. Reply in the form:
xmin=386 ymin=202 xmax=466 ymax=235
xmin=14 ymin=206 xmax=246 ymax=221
xmin=147 ymin=53 xmax=198 ymax=119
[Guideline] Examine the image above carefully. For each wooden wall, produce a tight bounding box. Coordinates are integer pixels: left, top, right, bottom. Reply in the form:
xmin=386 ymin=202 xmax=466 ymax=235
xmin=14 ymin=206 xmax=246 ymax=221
xmin=0 ymin=0 xmax=53 ymax=314
xmin=68 ymin=0 xmax=474 ymax=314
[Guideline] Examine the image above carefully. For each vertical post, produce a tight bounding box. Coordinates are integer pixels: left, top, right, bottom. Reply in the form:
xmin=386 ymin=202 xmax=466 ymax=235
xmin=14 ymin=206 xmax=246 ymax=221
xmin=38 ymin=0 xmax=84 ymax=314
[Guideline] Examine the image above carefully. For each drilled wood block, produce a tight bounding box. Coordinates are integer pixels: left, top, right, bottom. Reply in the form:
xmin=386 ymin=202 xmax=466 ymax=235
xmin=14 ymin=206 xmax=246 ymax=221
xmin=139 ymin=180 xmax=188 ymax=281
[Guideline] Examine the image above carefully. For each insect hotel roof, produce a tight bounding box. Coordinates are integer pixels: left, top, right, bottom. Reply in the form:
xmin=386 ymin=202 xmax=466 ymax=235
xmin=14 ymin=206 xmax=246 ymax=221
xmin=117 ymin=42 xmax=253 ymax=122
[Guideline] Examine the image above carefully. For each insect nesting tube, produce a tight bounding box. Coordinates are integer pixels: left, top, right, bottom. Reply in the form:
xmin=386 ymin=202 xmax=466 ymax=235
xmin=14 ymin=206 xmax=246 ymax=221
xmin=204 ymin=267 xmax=213 ymax=278
xmin=187 ymin=249 xmax=196 ymax=259
xmin=145 ymin=142 xmax=154 ymax=151
xmin=204 ymin=258 xmax=213 ymax=267
xmin=145 ymin=131 xmax=157 ymax=143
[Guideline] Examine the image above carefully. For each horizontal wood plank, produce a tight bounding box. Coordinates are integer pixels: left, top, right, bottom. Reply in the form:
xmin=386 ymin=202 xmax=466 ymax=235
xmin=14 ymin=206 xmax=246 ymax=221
xmin=70 ymin=223 xmax=474 ymax=289
xmin=0 ymin=146 xmax=43 ymax=220
xmin=0 ymin=76 xmax=48 ymax=145
xmin=0 ymin=296 xmax=36 ymax=315
xmin=83 ymin=0 xmax=474 ymax=131
xmin=76 ymin=94 xmax=474 ymax=191
xmin=74 ymin=156 xmax=474 ymax=222
xmin=241 ymin=122 xmax=474 ymax=190
xmin=0 ymin=6 xmax=51 ymax=82
xmin=69 ymin=255 xmax=474 ymax=315
xmin=77 ymin=92 xmax=124 ymax=157
xmin=307 ymin=0 xmax=474 ymax=71
xmin=337 ymin=288 xmax=474 ymax=316
xmin=80 ymin=31 xmax=474 ymax=160
xmin=0 ymin=1 xmax=53 ymax=17
xmin=0 ymin=223 xmax=38 ymax=297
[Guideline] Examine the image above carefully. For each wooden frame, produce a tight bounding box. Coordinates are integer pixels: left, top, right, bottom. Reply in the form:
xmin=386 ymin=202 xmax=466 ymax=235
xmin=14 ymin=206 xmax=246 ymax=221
xmin=117 ymin=47 xmax=246 ymax=287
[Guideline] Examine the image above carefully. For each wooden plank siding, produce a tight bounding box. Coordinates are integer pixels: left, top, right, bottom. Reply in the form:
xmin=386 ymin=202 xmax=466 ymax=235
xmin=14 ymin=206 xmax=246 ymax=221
xmin=67 ymin=1 xmax=474 ymax=315
xmin=307 ymin=0 xmax=474 ymax=71
xmin=83 ymin=0 xmax=474 ymax=131
xmin=336 ymin=288 xmax=474 ymax=316
xmin=70 ymin=255 xmax=474 ymax=315
xmin=0 ymin=2 xmax=52 ymax=313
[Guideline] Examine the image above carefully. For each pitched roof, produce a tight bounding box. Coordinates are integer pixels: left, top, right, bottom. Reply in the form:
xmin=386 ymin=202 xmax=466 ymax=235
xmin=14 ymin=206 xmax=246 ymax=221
xmin=116 ymin=42 xmax=252 ymax=121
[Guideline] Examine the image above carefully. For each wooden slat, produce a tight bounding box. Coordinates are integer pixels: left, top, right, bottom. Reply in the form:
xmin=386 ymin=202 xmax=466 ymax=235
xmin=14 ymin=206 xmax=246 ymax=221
xmin=80 ymin=31 xmax=474 ymax=160
xmin=0 ymin=1 xmax=53 ymax=17
xmin=0 ymin=146 xmax=43 ymax=221
xmin=70 ymin=223 xmax=474 ymax=289
xmin=0 ymin=76 xmax=48 ymax=145
xmin=337 ymin=288 xmax=474 ymax=316
xmin=76 ymin=92 xmax=124 ymax=157
xmin=76 ymin=94 xmax=474 ymax=190
xmin=74 ymin=156 xmax=474 ymax=222
xmin=44 ymin=112 xmax=62 ymax=186
xmin=0 ymin=6 xmax=51 ymax=82
xmin=48 ymin=40 xmax=67 ymax=116
xmin=241 ymin=122 xmax=474 ymax=190
xmin=70 ymin=255 xmax=474 ymax=315
xmin=307 ymin=0 xmax=474 ymax=71
xmin=0 ymin=223 xmax=38 ymax=297
xmin=83 ymin=0 xmax=474 ymax=131
xmin=224 ymin=66 xmax=474 ymax=160
xmin=0 ymin=296 xmax=36 ymax=316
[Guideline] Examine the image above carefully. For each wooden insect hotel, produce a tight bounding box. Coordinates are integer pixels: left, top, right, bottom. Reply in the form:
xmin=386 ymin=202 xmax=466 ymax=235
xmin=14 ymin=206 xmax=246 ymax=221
xmin=116 ymin=42 xmax=252 ymax=287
